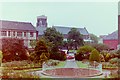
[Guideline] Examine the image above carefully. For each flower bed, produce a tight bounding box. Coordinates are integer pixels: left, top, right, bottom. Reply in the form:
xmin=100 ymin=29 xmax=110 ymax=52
xmin=102 ymin=62 xmax=118 ymax=69
xmin=2 ymin=60 xmax=42 ymax=70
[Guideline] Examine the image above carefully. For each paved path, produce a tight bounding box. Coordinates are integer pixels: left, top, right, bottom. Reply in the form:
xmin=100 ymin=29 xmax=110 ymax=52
xmin=64 ymin=59 xmax=78 ymax=68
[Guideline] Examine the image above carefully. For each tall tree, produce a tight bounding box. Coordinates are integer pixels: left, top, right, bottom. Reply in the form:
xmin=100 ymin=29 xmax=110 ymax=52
xmin=89 ymin=34 xmax=98 ymax=43
xmin=32 ymin=38 xmax=49 ymax=63
xmin=67 ymin=28 xmax=84 ymax=50
xmin=43 ymin=27 xmax=63 ymax=52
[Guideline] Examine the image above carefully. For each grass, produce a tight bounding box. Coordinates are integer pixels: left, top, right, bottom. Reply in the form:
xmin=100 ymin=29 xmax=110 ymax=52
xmin=55 ymin=61 xmax=66 ymax=68
xmin=1 ymin=60 xmax=66 ymax=78
xmin=76 ymin=61 xmax=88 ymax=68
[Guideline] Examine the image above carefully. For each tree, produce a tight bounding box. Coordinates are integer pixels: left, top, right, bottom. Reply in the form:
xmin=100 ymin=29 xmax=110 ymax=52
xmin=31 ymin=38 xmax=50 ymax=63
xmin=67 ymin=28 xmax=84 ymax=50
xmin=89 ymin=34 xmax=98 ymax=43
xmin=2 ymin=38 xmax=27 ymax=62
xmin=89 ymin=49 xmax=100 ymax=62
xmin=43 ymin=27 xmax=63 ymax=52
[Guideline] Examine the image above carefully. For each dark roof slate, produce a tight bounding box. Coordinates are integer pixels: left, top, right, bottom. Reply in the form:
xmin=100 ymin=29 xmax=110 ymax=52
xmin=53 ymin=26 xmax=89 ymax=35
xmin=102 ymin=30 xmax=118 ymax=40
xmin=0 ymin=20 xmax=36 ymax=31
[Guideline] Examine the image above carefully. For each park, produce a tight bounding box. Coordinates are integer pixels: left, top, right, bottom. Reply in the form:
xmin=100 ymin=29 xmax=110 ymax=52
xmin=0 ymin=27 xmax=119 ymax=79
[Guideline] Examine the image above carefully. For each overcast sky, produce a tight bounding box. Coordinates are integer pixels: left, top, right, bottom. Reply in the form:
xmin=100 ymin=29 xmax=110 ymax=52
xmin=0 ymin=1 xmax=118 ymax=36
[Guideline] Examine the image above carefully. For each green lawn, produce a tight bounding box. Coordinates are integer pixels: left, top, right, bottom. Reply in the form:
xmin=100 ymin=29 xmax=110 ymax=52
xmin=55 ymin=61 xmax=66 ymax=68
xmin=76 ymin=61 xmax=88 ymax=68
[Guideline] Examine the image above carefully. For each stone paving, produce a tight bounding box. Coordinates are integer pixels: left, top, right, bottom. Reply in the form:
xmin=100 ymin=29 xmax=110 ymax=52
xmin=64 ymin=59 xmax=78 ymax=68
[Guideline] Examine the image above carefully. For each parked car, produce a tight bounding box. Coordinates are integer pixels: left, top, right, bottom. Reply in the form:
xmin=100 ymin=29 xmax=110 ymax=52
xmin=67 ymin=54 xmax=75 ymax=59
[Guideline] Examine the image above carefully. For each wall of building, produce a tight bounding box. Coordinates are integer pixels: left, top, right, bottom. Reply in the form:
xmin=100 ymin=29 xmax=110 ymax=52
xmin=0 ymin=30 xmax=37 ymax=48
xmin=103 ymin=39 xmax=118 ymax=49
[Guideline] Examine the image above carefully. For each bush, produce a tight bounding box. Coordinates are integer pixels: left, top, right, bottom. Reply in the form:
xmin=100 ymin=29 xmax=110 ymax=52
xmin=2 ymin=70 xmax=40 ymax=78
xmin=116 ymin=49 xmax=120 ymax=58
xmin=2 ymin=38 xmax=28 ymax=62
xmin=109 ymin=58 xmax=118 ymax=64
xmin=0 ymin=50 xmax=3 ymax=66
xmin=31 ymin=38 xmax=50 ymax=63
xmin=40 ymin=52 xmax=48 ymax=64
xmin=75 ymin=45 xmax=94 ymax=61
xmin=89 ymin=49 xmax=100 ymax=62
xmin=105 ymin=53 xmax=111 ymax=62
xmin=99 ymin=54 xmax=105 ymax=62
xmin=50 ymin=51 xmax=67 ymax=61
xmin=90 ymin=43 xmax=109 ymax=52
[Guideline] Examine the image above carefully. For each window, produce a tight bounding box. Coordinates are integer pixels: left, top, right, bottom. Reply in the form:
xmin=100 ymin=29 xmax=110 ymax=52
xmin=17 ymin=32 xmax=22 ymax=37
xmin=24 ymin=32 xmax=26 ymax=37
xmin=30 ymin=32 xmax=34 ymax=37
xmin=8 ymin=31 xmax=10 ymax=36
xmin=1 ymin=31 xmax=7 ymax=36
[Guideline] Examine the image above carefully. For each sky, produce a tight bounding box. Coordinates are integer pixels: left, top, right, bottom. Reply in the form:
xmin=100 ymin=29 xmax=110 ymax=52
xmin=0 ymin=1 xmax=118 ymax=36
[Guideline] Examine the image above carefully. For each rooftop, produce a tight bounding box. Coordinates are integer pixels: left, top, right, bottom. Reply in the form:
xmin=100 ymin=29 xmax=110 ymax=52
xmin=0 ymin=20 xmax=36 ymax=31
xmin=53 ymin=26 xmax=89 ymax=35
xmin=101 ymin=30 xmax=118 ymax=40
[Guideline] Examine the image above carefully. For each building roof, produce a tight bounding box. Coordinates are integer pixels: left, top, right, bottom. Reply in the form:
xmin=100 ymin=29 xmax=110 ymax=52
xmin=52 ymin=26 xmax=89 ymax=35
xmin=36 ymin=26 xmax=89 ymax=36
xmin=102 ymin=30 xmax=118 ymax=40
xmin=0 ymin=20 xmax=36 ymax=31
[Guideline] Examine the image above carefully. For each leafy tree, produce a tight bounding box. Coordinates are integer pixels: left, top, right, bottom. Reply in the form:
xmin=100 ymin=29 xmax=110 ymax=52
xmin=67 ymin=28 xmax=84 ymax=50
xmin=43 ymin=27 xmax=63 ymax=52
xmin=89 ymin=49 xmax=100 ymax=62
xmin=89 ymin=34 xmax=98 ymax=43
xmin=31 ymin=38 xmax=49 ymax=63
xmin=2 ymin=38 xmax=27 ymax=62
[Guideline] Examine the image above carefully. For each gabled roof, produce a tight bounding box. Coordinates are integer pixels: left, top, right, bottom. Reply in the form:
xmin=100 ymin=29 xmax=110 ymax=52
xmin=102 ymin=30 xmax=118 ymax=40
xmin=0 ymin=20 xmax=36 ymax=31
xmin=52 ymin=26 xmax=89 ymax=35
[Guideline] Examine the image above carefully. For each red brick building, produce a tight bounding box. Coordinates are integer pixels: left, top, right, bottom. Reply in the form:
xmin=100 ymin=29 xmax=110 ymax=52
xmin=100 ymin=31 xmax=118 ymax=50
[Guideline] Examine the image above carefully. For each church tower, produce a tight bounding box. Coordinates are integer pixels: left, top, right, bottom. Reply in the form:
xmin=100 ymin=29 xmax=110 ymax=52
xmin=36 ymin=15 xmax=47 ymax=27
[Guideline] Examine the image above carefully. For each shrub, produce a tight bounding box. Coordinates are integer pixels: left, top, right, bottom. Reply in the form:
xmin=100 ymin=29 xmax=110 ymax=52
xmin=75 ymin=45 xmax=94 ymax=60
xmin=105 ymin=53 xmax=111 ymax=62
xmin=0 ymin=50 xmax=3 ymax=66
xmin=31 ymin=38 xmax=50 ymax=63
xmin=99 ymin=54 xmax=105 ymax=62
xmin=116 ymin=49 xmax=120 ymax=58
xmin=89 ymin=49 xmax=100 ymax=62
xmin=109 ymin=58 xmax=118 ymax=64
xmin=50 ymin=51 xmax=66 ymax=61
xmin=40 ymin=52 xmax=48 ymax=64
xmin=90 ymin=43 xmax=109 ymax=52
xmin=2 ymin=38 xmax=28 ymax=62
xmin=77 ymin=45 xmax=94 ymax=54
